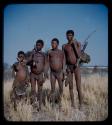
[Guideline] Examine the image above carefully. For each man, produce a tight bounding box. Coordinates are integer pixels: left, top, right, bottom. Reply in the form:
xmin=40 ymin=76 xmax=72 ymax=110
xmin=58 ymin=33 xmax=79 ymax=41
xmin=27 ymin=39 xmax=48 ymax=110
xmin=48 ymin=38 xmax=65 ymax=108
xmin=62 ymin=30 xmax=83 ymax=109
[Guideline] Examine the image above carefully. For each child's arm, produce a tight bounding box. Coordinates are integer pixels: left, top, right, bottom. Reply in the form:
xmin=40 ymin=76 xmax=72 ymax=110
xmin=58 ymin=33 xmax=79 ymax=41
xmin=11 ymin=62 xmax=18 ymax=78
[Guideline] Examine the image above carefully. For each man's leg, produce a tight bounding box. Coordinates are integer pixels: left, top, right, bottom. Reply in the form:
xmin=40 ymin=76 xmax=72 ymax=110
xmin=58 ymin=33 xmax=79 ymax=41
xmin=50 ymin=71 xmax=56 ymax=107
xmin=74 ymin=66 xmax=82 ymax=107
xmin=30 ymin=73 xmax=36 ymax=104
xmin=37 ymin=82 xmax=43 ymax=110
xmin=57 ymin=72 xmax=63 ymax=108
xmin=69 ymin=72 xmax=75 ymax=107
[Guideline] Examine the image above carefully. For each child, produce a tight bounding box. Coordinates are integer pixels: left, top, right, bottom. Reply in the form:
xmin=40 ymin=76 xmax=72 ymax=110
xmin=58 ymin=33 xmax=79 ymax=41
xmin=10 ymin=51 xmax=30 ymax=110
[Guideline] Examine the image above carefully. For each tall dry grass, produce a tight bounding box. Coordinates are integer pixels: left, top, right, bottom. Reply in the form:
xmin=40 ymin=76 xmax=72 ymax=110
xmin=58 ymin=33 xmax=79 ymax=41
xmin=3 ymin=73 xmax=108 ymax=121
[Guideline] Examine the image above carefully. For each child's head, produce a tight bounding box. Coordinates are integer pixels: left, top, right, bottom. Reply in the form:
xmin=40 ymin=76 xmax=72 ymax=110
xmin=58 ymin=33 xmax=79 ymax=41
xmin=17 ymin=51 xmax=25 ymax=62
xmin=36 ymin=39 xmax=44 ymax=51
xmin=51 ymin=38 xmax=59 ymax=49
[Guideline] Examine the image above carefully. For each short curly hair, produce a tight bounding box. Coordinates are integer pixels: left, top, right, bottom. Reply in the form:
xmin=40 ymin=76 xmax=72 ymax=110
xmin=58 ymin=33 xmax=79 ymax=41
xmin=17 ymin=51 xmax=25 ymax=57
xmin=51 ymin=38 xmax=59 ymax=45
xmin=66 ymin=30 xmax=74 ymax=36
xmin=36 ymin=39 xmax=44 ymax=46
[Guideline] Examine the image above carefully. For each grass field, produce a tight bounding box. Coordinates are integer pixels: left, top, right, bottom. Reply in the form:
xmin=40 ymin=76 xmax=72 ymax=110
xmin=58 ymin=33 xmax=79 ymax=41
xmin=3 ymin=73 xmax=108 ymax=121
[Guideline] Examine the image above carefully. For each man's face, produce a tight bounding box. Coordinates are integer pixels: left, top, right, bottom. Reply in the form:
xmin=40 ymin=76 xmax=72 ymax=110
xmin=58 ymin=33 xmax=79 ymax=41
xmin=66 ymin=33 xmax=74 ymax=42
xmin=51 ymin=41 xmax=58 ymax=49
xmin=18 ymin=54 xmax=25 ymax=62
xmin=36 ymin=42 xmax=43 ymax=51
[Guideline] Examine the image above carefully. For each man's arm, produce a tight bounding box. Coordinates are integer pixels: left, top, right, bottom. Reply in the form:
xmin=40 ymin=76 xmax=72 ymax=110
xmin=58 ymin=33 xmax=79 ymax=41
xmin=26 ymin=50 xmax=34 ymax=65
xmin=62 ymin=45 xmax=68 ymax=82
xmin=72 ymin=40 xmax=82 ymax=67
xmin=44 ymin=52 xmax=49 ymax=79
xmin=76 ymin=41 xmax=81 ymax=55
xmin=62 ymin=45 xmax=67 ymax=72
xmin=72 ymin=40 xmax=81 ymax=58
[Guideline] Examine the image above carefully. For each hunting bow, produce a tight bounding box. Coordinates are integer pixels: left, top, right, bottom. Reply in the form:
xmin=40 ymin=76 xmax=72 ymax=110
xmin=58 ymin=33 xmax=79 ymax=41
xmin=76 ymin=30 xmax=96 ymax=66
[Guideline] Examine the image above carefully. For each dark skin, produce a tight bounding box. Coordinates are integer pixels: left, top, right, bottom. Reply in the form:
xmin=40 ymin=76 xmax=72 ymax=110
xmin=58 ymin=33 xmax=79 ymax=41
xmin=11 ymin=53 xmax=30 ymax=110
xmin=62 ymin=33 xmax=82 ymax=108
xmin=14 ymin=54 xmax=27 ymax=81
xmin=31 ymin=43 xmax=45 ymax=75
xmin=27 ymin=42 xmax=48 ymax=110
xmin=48 ymin=40 xmax=65 ymax=108
xmin=12 ymin=53 xmax=29 ymax=88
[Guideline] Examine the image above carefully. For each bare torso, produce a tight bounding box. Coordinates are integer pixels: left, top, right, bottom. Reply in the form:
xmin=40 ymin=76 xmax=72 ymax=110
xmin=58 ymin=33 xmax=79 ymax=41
xmin=63 ymin=42 xmax=81 ymax=65
xmin=48 ymin=49 xmax=64 ymax=72
xmin=15 ymin=63 xmax=27 ymax=82
xmin=31 ymin=51 xmax=45 ymax=75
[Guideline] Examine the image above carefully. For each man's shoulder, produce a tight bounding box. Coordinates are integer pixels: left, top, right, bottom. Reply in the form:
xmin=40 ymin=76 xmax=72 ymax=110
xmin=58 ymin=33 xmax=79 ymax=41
xmin=74 ymin=39 xmax=81 ymax=45
xmin=58 ymin=48 xmax=62 ymax=51
xmin=35 ymin=51 xmax=46 ymax=57
xmin=57 ymin=49 xmax=63 ymax=53
xmin=33 ymin=50 xmax=44 ymax=55
xmin=62 ymin=43 xmax=68 ymax=48
xmin=26 ymin=49 xmax=35 ymax=57
xmin=47 ymin=49 xmax=53 ymax=54
xmin=73 ymin=39 xmax=81 ymax=48
xmin=41 ymin=51 xmax=46 ymax=56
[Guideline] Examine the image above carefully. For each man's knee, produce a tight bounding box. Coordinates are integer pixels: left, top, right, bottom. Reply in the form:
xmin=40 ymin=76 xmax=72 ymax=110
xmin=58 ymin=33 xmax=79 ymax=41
xmin=59 ymin=85 xmax=63 ymax=93
xmin=51 ymin=83 xmax=55 ymax=92
xmin=75 ymin=69 xmax=81 ymax=78
xmin=51 ymin=89 xmax=54 ymax=94
xmin=31 ymin=78 xmax=35 ymax=84
xmin=37 ymin=76 xmax=44 ymax=86
xmin=38 ymin=80 xmax=43 ymax=86
xmin=69 ymin=81 xmax=73 ymax=90
xmin=31 ymin=79 xmax=36 ymax=88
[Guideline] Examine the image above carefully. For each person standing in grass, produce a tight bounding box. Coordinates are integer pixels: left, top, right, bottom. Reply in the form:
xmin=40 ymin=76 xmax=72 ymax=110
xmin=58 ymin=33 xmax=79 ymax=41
xmin=47 ymin=38 xmax=65 ymax=109
xmin=62 ymin=30 xmax=83 ymax=109
xmin=26 ymin=40 xmax=48 ymax=110
xmin=10 ymin=51 xmax=30 ymax=110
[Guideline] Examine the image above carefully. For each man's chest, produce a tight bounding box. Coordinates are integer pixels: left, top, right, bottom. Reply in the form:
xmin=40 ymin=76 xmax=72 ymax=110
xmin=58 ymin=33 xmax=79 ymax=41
xmin=64 ymin=44 xmax=74 ymax=53
xmin=49 ymin=50 xmax=62 ymax=58
xmin=33 ymin=52 xmax=44 ymax=59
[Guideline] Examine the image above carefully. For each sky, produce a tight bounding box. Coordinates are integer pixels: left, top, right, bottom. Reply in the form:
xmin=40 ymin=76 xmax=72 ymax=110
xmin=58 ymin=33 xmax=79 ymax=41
xmin=4 ymin=4 xmax=108 ymax=66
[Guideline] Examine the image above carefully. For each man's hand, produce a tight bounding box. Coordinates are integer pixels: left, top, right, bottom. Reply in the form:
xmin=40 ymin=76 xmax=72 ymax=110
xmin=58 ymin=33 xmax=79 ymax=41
xmin=25 ymin=82 xmax=30 ymax=88
xmin=17 ymin=57 xmax=20 ymax=62
xmin=64 ymin=69 xmax=71 ymax=87
xmin=43 ymin=72 xmax=49 ymax=83
xmin=33 ymin=61 xmax=36 ymax=66
xmin=44 ymin=72 xmax=49 ymax=79
xmin=62 ymin=70 xmax=67 ymax=82
xmin=76 ymin=58 xmax=80 ymax=67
